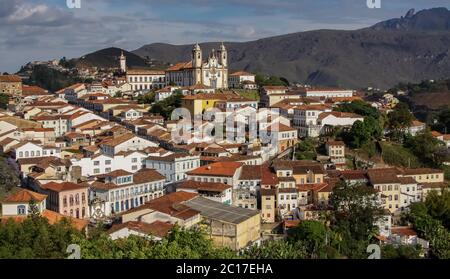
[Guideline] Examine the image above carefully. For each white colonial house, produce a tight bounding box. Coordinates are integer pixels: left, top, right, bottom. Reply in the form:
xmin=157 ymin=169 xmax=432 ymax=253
xmin=126 ymin=69 xmax=166 ymax=91
xmin=89 ymin=168 xmax=166 ymax=217
xmin=100 ymin=133 xmax=158 ymax=156
xmin=177 ymin=180 xmax=233 ymax=205
xmin=398 ymin=177 xmax=420 ymax=212
xmin=186 ymin=161 xmax=244 ymax=188
xmin=301 ymin=88 xmax=354 ymax=98
xmin=1 ymin=189 xmax=47 ymax=216
xmin=12 ymin=141 xmax=61 ymax=159
xmin=121 ymin=109 xmax=144 ymax=121
xmin=317 ymin=111 xmax=364 ymax=135
xmin=104 ymin=82 xmax=132 ymax=96
xmin=155 ymin=86 xmax=181 ymax=102
xmin=145 ymin=153 xmax=201 ymax=183
xmin=293 ymin=104 xmax=332 ymax=137
xmin=277 ymin=188 xmax=299 ymax=217
xmin=62 ymin=83 xmax=87 ymax=102
xmin=228 ymin=71 xmax=256 ymax=89
xmin=33 ymin=114 xmax=71 ymax=137
xmin=69 ymin=111 xmax=106 ymax=127
xmin=71 ymin=150 xmax=152 ymax=177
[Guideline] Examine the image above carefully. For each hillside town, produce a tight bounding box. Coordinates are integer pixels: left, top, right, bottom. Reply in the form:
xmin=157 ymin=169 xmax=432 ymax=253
xmin=0 ymin=43 xmax=449 ymax=259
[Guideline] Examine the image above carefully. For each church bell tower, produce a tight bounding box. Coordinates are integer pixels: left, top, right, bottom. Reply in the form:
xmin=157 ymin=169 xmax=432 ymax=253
xmin=120 ymin=51 xmax=127 ymax=73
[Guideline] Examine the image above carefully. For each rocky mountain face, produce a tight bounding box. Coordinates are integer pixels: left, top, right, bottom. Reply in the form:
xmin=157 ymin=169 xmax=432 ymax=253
xmin=75 ymin=8 xmax=450 ymax=89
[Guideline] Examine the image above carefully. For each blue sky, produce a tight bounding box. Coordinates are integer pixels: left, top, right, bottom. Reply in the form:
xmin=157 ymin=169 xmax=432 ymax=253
xmin=0 ymin=0 xmax=449 ymax=72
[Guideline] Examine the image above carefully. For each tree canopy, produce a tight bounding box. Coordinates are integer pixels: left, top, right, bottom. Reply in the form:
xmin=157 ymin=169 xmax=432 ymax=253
xmin=149 ymin=91 xmax=183 ymax=119
xmin=335 ymin=100 xmax=380 ymax=119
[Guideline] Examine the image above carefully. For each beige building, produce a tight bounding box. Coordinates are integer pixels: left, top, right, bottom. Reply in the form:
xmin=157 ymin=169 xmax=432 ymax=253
xmin=121 ymin=191 xmax=260 ymax=250
xmin=260 ymin=188 xmax=276 ymax=223
xmin=184 ymin=196 xmax=260 ymax=250
xmin=326 ymin=140 xmax=346 ymax=168
xmin=401 ymin=168 xmax=444 ymax=184
xmin=0 ymin=75 xmax=22 ymax=96
xmin=368 ymin=169 xmax=402 ymax=214
xmin=126 ymin=69 xmax=166 ymax=91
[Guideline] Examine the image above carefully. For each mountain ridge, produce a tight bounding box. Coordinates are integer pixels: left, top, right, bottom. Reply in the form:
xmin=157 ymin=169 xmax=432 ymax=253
xmin=72 ymin=8 xmax=450 ymax=89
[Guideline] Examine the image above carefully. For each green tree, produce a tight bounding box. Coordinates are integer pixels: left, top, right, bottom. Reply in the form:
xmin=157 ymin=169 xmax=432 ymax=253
xmin=381 ymin=244 xmax=422 ymax=259
xmin=387 ymin=102 xmax=414 ymax=140
xmin=408 ymin=201 xmax=450 ymax=259
xmin=335 ymin=100 xmax=380 ymax=119
xmin=243 ymin=240 xmax=307 ymax=259
xmin=137 ymin=92 xmax=156 ymax=104
xmin=27 ymin=200 xmax=40 ymax=217
xmin=424 ymin=189 xmax=450 ymax=230
xmin=295 ymin=138 xmax=317 ymax=160
xmin=330 ymin=181 xmax=383 ymax=242
xmin=0 ymin=93 xmax=9 ymax=109
xmin=433 ymin=107 xmax=450 ymax=134
xmin=255 ymin=74 xmax=288 ymax=87
xmin=347 ymin=120 xmax=369 ymax=148
xmin=404 ymin=130 xmax=445 ymax=166
xmin=149 ymin=91 xmax=183 ymax=119
xmin=288 ymin=220 xmax=328 ymax=257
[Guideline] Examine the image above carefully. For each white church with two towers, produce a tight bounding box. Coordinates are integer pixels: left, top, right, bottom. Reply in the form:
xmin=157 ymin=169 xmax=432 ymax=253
xmin=165 ymin=43 xmax=229 ymax=89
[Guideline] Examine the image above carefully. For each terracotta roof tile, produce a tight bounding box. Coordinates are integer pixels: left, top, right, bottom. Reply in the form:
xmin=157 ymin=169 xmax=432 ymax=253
xmin=187 ymin=161 xmax=243 ymax=177
xmin=3 ymin=189 xmax=47 ymax=203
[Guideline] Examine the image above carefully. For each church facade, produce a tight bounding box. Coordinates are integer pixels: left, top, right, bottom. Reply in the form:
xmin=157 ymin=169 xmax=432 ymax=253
xmin=165 ymin=43 xmax=228 ymax=89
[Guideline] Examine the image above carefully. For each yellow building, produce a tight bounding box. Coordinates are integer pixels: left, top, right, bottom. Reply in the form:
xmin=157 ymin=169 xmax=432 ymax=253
xmin=184 ymin=196 xmax=261 ymax=250
xmin=368 ymin=169 xmax=402 ymax=214
xmin=273 ymin=161 xmax=325 ymax=185
xmin=401 ymin=168 xmax=444 ymax=184
xmin=181 ymin=93 xmax=235 ymax=117
xmin=260 ymin=188 xmax=276 ymax=223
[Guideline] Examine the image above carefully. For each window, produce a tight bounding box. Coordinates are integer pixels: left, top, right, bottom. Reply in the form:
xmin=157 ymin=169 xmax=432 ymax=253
xmin=17 ymin=205 xmax=26 ymax=215
xmin=105 ymin=160 xmax=111 ymax=165
xmin=94 ymin=161 xmax=100 ymax=166
xmin=94 ymin=168 xmax=100 ymax=174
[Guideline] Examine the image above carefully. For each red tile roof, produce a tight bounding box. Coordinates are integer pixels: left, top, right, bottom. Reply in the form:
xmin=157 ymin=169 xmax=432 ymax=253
xmin=126 ymin=191 xmax=199 ymax=220
xmin=3 ymin=189 xmax=47 ymax=203
xmin=187 ymin=161 xmax=243 ymax=177
xmin=41 ymin=182 xmax=88 ymax=192
xmin=0 ymin=75 xmax=22 ymax=82
xmin=0 ymin=210 xmax=89 ymax=231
